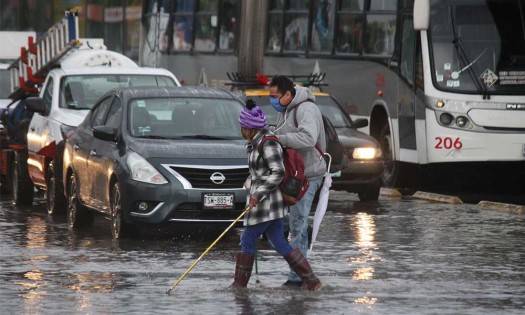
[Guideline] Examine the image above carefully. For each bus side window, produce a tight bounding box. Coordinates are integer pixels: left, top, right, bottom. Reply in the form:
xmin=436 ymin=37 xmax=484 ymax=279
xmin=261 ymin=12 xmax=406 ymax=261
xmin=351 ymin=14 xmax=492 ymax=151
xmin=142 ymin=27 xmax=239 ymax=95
xmin=365 ymin=14 xmax=396 ymax=55
xmin=400 ymin=18 xmax=415 ymax=85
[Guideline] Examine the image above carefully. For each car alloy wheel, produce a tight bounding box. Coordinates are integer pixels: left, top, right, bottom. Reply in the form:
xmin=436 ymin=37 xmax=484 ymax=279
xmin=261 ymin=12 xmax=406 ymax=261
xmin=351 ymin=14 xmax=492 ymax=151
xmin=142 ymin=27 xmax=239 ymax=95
xmin=111 ymin=182 xmax=136 ymax=239
xmin=47 ymin=174 xmax=56 ymax=213
xmin=67 ymin=175 xmax=79 ymax=229
xmin=67 ymin=173 xmax=93 ymax=229
xmin=111 ymin=183 xmax=122 ymax=239
xmin=47 ymin=161 xmax=66 ymax=216
xmin=12 ymin=165 xmax=19 ymax=204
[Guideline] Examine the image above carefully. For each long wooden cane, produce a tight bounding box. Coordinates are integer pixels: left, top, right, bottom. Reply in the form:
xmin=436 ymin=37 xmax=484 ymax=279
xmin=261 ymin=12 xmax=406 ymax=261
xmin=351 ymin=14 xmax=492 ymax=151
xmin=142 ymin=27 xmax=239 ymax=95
xmin=166 ymin=206 xmax=250 ymax=295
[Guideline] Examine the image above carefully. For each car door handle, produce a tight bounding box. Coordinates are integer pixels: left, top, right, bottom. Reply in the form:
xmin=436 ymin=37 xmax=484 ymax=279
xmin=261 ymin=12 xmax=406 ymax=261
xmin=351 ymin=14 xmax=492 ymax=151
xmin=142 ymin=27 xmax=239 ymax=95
xmin=89 ymin=150 xmax=97 ymax=157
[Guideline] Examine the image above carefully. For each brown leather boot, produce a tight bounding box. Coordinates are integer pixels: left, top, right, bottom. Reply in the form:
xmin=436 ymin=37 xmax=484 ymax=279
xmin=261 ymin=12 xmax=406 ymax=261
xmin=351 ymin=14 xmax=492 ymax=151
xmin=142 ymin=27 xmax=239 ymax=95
xmin=284 ymin=248 xmax=322 ymax=291
xmin=231 ymin=252 xmax=254 ymax=288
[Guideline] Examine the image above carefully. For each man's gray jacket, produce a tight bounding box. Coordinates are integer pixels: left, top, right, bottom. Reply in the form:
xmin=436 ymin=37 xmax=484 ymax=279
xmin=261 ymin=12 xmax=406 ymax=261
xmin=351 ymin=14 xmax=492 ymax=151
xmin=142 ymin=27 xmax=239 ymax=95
xmin=274 ymin=86 xmax=327 ymax=180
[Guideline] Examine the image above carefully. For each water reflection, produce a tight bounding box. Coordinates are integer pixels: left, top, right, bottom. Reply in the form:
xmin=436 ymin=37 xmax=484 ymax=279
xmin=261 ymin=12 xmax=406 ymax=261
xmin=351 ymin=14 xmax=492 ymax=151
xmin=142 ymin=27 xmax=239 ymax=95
xmin=25 ymin=216 xmax=47 ymax=249
xmin=3 ymin=192 xmax=524 ymax=314
xmin=14 ymin=269 xmax=47 ymax=314
xmin=16 ymin=269 xmax=46 ymax=292
xmin=350 ymin=212 xmax=379 ymax=307
xmin=352 ymin=266 xmax=374 ymax=281
xmin=68 ymin=272 xmax=122 ymax=293
xmin=233 ymin=289 xmax=319 ymax=315
xmin=353 ymin=295 xmax=378 ymax=309
xmin=350 ymin=212 xmax=380 ymax=268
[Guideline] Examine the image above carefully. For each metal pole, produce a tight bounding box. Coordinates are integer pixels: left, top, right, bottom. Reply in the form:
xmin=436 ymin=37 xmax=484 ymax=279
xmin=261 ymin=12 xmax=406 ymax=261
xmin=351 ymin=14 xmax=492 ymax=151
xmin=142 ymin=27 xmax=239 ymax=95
xmin=254 ymin=248 xmax=260 ymax=284
xmin=237 ymin=0 xmax=268 ymax=78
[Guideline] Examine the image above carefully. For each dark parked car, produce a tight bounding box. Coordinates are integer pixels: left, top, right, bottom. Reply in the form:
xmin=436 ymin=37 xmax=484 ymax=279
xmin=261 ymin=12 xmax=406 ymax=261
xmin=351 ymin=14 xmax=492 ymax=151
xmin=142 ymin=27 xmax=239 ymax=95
xmin=244 ymin=89 xmax=383 ymax=201
xmin=63 ymin=86 xmax=249 ymax=238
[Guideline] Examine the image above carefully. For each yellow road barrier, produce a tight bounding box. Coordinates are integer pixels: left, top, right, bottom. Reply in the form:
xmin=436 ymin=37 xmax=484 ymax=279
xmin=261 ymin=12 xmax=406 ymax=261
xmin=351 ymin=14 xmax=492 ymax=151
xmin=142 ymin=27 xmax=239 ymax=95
xmin=477 ymin=201 xmax=525 ymax=215
xmin=380 ymin=187 xmax=402 ymax=197
xmin=412 ymin=191 xmax=463 ymax=204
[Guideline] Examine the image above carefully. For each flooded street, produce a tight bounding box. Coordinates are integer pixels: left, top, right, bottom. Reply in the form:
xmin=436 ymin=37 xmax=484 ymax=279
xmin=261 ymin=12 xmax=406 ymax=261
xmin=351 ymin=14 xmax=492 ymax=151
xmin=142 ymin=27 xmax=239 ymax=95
xmin=1 ymin=191 xmax=524 ymax=314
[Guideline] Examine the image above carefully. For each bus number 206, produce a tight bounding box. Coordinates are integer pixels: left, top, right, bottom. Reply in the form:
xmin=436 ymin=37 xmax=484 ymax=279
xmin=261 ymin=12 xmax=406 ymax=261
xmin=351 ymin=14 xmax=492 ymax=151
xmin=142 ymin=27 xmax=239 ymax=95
xmin=435 ymin=137 xmax=463 ymax=150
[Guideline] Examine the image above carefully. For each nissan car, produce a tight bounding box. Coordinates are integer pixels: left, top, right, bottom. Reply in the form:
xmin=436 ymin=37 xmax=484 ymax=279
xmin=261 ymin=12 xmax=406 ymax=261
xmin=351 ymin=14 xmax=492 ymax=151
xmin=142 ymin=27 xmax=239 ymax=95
xmin=63 ymin=86 xmax=249 ymax=238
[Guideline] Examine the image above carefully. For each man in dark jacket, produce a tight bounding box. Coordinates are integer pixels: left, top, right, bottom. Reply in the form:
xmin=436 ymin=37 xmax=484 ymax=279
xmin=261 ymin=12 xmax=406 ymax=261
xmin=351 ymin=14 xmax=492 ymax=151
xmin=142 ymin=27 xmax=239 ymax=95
xmin=269 ymin=76 xmax=326 ymax=287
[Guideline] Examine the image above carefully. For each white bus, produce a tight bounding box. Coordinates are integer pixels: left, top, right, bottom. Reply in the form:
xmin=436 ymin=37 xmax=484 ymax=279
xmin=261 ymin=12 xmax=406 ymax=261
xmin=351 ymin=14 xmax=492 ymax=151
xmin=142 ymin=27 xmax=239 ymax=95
xmin=345 ymin=0 xmax=525 ymax=190
xmin=139 ymin=0 xmax=525 ymax=191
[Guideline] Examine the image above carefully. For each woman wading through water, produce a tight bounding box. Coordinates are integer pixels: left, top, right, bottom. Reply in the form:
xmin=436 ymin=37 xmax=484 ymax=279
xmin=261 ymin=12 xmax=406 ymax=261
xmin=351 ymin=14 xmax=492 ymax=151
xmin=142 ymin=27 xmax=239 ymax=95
xmin=231 ymin=99 xmax=322 ymax=291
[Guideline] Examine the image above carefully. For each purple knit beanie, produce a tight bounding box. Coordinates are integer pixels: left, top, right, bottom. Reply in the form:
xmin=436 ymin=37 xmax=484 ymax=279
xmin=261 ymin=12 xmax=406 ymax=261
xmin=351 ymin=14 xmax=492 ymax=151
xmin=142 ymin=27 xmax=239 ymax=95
xmin=239 ymin=99 xmax=267 ymax=129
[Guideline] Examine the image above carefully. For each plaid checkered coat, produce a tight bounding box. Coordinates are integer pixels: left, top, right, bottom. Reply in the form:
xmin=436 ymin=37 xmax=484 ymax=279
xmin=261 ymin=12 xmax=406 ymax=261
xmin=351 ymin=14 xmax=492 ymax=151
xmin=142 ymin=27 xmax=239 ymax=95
xmin=244 ymin=129 xmax=287 ymax=226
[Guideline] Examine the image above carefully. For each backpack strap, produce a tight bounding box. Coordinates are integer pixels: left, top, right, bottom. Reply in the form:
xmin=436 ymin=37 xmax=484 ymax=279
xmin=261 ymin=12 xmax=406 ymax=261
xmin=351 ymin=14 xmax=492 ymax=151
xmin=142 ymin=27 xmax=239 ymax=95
xmin=292 ymin=99 xmax=314 ymax=128
xmin=255 ymin=135 xmax=282 ymax=175
xmin=257 ymin=135 xmax=281 ymax=156
xmin=292 ymin=100 xmax=324 ymax=156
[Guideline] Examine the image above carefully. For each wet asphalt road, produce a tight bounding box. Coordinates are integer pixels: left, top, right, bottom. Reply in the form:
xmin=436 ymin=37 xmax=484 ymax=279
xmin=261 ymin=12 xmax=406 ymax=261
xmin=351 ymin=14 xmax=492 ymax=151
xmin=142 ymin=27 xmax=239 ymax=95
xmin=1 ymin=191 xmax=524 ymax=315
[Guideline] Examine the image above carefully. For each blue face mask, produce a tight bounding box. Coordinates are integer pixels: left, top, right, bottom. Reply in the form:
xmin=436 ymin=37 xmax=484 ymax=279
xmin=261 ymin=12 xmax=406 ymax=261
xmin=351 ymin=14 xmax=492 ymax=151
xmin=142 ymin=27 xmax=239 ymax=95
xmin=270 ymin=96 xmax=286 ymax=112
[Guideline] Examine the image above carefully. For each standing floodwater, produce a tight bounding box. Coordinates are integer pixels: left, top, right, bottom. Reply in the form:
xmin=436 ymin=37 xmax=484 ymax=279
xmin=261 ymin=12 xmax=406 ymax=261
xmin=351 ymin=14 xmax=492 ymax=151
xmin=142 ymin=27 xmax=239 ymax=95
xmin=0 ymin=192 xmax=524 ymax=314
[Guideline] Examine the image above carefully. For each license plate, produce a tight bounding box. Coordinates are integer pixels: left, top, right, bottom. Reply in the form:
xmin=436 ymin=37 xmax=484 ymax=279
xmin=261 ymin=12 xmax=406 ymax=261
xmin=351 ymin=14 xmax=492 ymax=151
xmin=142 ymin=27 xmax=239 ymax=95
xmin=203 ymin=193 xmax=234 ymax=209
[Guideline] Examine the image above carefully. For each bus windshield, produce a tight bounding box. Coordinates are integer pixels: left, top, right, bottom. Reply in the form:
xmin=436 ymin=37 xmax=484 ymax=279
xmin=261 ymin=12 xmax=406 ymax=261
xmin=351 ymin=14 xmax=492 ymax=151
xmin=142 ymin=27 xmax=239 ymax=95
xmin=429 ymin=0 xmax=525 ymax=95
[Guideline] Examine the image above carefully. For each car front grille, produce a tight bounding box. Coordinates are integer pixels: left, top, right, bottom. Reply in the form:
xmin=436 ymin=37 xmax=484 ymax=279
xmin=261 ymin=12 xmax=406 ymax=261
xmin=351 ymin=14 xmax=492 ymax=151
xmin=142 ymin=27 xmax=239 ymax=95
xmin=166 ymin=165 xmax=249 ymax=189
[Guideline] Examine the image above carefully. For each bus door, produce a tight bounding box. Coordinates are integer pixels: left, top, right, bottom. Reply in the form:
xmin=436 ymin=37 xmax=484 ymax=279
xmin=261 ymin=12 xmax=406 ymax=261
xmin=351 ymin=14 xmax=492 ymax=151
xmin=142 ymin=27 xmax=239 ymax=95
xmin=397 ymin=15 xmax=417 ymax=157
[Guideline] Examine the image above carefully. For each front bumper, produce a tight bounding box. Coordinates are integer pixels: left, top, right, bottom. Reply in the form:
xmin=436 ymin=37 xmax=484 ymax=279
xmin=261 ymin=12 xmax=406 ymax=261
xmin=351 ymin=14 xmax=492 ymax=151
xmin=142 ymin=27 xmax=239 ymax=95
xmin=119 ymin=177 xmax=247 ymax=225
xmin=330 ymin=159 xmax=383 ymax=192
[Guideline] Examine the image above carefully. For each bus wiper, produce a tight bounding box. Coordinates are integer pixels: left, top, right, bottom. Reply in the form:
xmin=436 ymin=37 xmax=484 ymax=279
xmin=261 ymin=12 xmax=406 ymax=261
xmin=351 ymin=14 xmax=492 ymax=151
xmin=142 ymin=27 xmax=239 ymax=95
xmin=451 ymin=48 xmax=488 ymax=79
xmin=449 ymin=8 xmax=490 ymax=99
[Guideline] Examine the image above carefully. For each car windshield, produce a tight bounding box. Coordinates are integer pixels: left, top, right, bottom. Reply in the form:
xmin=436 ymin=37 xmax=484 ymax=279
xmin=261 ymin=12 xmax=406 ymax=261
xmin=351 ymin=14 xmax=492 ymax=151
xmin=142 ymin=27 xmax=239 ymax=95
xmin=60 ymin=75 xmax=177 ymax=110
xmin=128 ymin=97 xmax=244 ymax=139
xmin=254 ymin=95 xmax=353 ymax=128
xmin=429 ymin=0 xmax=525 ymax=95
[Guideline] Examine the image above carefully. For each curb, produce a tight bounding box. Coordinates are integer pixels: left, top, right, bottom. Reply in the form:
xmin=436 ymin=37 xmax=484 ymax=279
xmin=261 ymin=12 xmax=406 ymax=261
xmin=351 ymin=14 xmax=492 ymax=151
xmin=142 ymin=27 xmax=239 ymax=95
xmin=477 ymin=201 xmax=525 ymax=215
xmin=412 ymin=191 xmax=463 ymax=204
xmin=380 ymin=187 xmax=402 ymax=197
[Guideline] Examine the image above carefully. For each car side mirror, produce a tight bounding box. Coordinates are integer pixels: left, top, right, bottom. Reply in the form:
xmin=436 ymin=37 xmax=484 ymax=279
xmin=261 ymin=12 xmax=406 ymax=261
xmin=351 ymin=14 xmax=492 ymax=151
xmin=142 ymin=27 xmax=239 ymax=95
xmin=25 ymin=97 xmax=46 ymax=114
xmin=352 ymin=118 xmax=369 ymax=129
xmin=93 ymin=125 xmax=117 ymax=142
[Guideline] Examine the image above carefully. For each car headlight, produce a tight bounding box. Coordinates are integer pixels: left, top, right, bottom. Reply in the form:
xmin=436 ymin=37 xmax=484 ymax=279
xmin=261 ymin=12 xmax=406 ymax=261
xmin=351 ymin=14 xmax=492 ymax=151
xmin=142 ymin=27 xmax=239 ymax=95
xmin=126 ymin=152 xmax=168 ymax=184
xmin=352 ymin=147 xmax=381 ymax=160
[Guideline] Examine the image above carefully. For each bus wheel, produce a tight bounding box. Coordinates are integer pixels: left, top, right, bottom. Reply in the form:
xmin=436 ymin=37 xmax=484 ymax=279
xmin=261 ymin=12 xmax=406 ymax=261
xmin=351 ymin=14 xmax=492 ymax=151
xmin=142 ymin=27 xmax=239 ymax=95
xmin=379 ymin=124 xmax=399 ymax=187
xmin=46 ymin=161 xmax=67 ymax=216
xmin=11 ymin=151 xmax=34 ymax=206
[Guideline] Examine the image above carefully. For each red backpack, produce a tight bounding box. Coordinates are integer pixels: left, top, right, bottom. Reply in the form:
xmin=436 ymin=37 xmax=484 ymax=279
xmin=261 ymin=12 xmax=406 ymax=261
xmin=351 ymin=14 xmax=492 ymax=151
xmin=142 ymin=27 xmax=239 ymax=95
xmin=258 ymin=135 xmax=309 ymax=206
